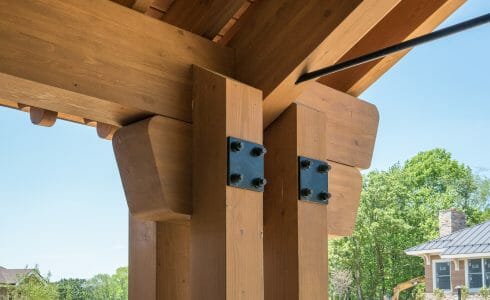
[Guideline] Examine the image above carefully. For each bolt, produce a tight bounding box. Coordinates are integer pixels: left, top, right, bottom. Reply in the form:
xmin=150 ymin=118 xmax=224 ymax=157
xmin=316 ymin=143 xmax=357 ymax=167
xmin=301 ymin=188 xmax=312 ymax=197
xmin=319 ymin=192 xmax=332 ymax=201
xmin=252 ymin=146 xmax=267 ymax=157
xmin=300 ymin=159 xmax=312 ymax=169
xmin=230 ymin=173 xmax=243 ymax=184
xmin=231 ymin=141 xmax=244 ymax=152
xmin=253 ymin=177 xmax=267 ymax=188
xmin=317 ymin=163 xmax=331 ymax=173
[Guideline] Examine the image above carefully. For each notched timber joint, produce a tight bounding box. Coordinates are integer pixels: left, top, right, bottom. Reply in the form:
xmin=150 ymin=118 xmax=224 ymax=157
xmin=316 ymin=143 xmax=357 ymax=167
xmin=227 ymin=137 xmax=267 ymax=192
xmin=298 ymin=156 xmax=331 ymax=204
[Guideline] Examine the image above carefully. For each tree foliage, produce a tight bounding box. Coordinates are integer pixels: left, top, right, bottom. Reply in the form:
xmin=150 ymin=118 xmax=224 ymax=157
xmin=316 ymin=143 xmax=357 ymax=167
xmin=6 ymin=267 xmax=127 ymax=300
xmin=329 ymin=149 xmax=490 ymax=299
xmin=5 ymin=266 xmax=58 ymax=300
xmin=84 ymin=267 xmax=128 ymax=300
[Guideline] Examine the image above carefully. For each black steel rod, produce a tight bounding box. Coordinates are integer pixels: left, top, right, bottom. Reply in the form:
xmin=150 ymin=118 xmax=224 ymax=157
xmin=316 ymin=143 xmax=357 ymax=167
xmin=295 ymin=13 xmax=490 ymax=84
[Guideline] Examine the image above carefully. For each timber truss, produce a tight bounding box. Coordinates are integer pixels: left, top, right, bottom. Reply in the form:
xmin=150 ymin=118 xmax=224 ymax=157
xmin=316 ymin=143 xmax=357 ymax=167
xmin=0 ymin=0 xmax=464 ymax=299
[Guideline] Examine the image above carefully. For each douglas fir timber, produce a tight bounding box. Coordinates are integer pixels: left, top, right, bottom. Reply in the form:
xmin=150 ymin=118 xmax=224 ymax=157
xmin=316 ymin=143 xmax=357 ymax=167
xmin=264 ymin=103 xmax=329 ymax=300
xmin=318 ymin=0 xmax=465 ymax=96
xmin=161 ymin=0 xmax=248 ymax=39
xmin=191 ymin=66 xmax=264 ymax=300
xmin=0 ymin=0 xmax=233 ymax=126
xmin=227 ymin=0 xmax=400 ymax=126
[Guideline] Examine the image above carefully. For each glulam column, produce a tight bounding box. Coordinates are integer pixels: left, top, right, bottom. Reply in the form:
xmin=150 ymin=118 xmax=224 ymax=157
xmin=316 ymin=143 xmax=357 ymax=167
xmin=191 ymin=66 xmax=264 ymax=300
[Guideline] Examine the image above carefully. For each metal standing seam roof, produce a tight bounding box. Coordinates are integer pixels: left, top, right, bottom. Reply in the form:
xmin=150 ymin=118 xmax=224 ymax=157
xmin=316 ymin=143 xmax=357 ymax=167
xmin=405 ymin=220 xmax=490 ymax=257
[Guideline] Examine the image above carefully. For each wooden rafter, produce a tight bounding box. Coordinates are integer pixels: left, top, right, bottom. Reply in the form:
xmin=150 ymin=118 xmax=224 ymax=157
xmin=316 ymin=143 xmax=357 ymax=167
xmin=318 ymin=0 xmax=465 ymax=96
xmin=226 ymin=0 xmax=401 ymax=127
xmin=160 ymin=0 xmax=248 ymax=39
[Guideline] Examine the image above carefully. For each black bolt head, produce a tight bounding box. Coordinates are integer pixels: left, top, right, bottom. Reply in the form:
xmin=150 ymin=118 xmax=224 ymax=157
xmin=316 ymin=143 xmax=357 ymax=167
xmin=319 ymin=192 xmax=331 ymax=201
xmin=252 ymin=146 xmax=267 ymax=157
xmin=231 ymin=141 xmax=244 ymax=152
xmin=230 ymin=173 xmax=243 ymax=183
xmin=253 ymin=177 xmax=267 ymax=188
xmin=317 ymin=163 xmax=331 ymax=173
xmin=301 ymin=188 xmax=312 ymax=197
xmin=300 ymin=159 xmax=312 ymax=169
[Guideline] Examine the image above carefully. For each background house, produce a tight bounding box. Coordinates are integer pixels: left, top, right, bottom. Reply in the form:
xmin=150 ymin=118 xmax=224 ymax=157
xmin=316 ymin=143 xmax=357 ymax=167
xmin=0 ymin=267 xmax=44 ymax=299
xmin=405 ymin=209 xmax=490 ymax=297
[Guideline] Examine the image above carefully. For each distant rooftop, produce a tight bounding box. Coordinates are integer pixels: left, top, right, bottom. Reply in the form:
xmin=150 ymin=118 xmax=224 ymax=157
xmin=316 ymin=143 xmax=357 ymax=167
xmin=0 ymin=267 xmax=37 ymax=285
xmin=405 ymin=220 xmax=490 ymax=258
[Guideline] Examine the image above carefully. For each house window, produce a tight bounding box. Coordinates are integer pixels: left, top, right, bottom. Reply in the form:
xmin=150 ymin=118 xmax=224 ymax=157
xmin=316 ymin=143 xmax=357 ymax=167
xmin=485 ymin=259 xmax=490 ymax=287
xmin=468 ymin=259 xmax=483 ymax=288
xmin=467 ymin=258 xmax=490 ymax=289
xmin=435 ymin=261 xmax=451 ymax=290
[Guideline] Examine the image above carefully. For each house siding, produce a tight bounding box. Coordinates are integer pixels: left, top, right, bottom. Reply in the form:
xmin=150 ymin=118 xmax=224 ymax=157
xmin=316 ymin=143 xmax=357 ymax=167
xmin=451 ymin=259 xmax=465 ymax=290
xmin=425 ymin=255 xmax=439 ymax=293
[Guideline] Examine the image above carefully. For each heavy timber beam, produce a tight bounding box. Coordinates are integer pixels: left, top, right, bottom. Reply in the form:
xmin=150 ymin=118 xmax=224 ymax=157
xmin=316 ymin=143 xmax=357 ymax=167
xmin=0 ymin=0 xmax=233 ymax=126
xmin=192 ymin=66 xmax=264 ymax=300
xmin=227 ymin=0 xmax=400 ymax=127
xmin=112 ymin=82 xmax=374 ymax=225
xmin=295 ymin=83 xmax=379 ymax=169
xmin=318 ymin=0 xmax=465 ymax=96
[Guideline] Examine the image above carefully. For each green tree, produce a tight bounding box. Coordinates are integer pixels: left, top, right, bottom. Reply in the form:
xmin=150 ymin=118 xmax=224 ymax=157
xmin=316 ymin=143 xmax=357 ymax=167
xmin=85 ymin=267 xmax=128 ymax=300
xmin=56 ymin=278 xmax=89 ymax=300
xmin=329 ymin=149 xmax=490 ymax=299
xmin=9 ymin=269 xmax=58 ymax=300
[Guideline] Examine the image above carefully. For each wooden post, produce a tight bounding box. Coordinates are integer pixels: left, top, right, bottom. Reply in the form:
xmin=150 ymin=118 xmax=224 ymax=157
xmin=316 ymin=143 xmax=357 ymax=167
xmin=263 ymin=103 xmax=329 ymax=300
xmin=191 ymin=66 xmax=264 ymax=300
xmin=113 ymin=116 xmax=193 ymax=300
xmin=129 ymin=216 xmax=190 ymax=300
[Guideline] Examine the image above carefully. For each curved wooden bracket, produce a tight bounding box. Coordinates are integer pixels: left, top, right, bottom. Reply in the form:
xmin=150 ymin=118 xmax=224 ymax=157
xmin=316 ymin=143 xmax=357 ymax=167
xmin=97 ymin=122 xmax=119 ymax=140
xmin=113 ymin=116 xmax=192 ymax=221
xmin=29 ymin=107 xmax=58 ymax=127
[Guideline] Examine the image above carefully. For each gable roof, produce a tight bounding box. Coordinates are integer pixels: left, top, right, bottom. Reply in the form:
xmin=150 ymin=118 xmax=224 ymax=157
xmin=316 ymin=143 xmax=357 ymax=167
xmin=405 ymin=220 xmax=490 ymax=258
xmin=0 ymin=267 xmax=37 ymax=285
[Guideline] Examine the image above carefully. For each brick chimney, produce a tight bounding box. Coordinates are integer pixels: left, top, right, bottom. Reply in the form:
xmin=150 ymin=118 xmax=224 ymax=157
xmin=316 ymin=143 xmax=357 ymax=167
xmin=439 ymin=209 xmax=466 ymax=237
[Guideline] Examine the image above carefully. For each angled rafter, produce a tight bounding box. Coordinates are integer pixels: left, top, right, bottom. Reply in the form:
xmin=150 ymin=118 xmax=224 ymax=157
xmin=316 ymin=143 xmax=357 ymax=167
xmin=227 ymin=0 xmax=400 ymax=126
xmin=160 ymin=0 xmax=248 ymax=39
xmin=318 ymin=0 xmax=465 ymax=96
xmin=111 ymin=0 xmax=137 ymax=8
xmin=0 ymin=0 xmax=233 ymax=126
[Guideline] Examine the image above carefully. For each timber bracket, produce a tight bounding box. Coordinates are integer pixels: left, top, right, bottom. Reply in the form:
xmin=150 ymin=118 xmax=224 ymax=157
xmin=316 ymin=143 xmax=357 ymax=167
xmin=298 ymin=156 xmax=331 ymax=204
xmin=227 ymin=137 xmax=267 ymax=192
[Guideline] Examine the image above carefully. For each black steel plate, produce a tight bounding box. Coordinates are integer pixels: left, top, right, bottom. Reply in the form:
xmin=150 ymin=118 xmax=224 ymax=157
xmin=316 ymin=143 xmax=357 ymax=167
xmin=298 ymin=156 xmax=329 ymax=204
xmin=227 ymin=137 xmax=266 ymax=192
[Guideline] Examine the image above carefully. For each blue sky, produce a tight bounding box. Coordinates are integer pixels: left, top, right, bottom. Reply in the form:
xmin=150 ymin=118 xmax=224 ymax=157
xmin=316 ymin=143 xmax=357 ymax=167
xmin=0 ymin=2 xmax=489 ymax=281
